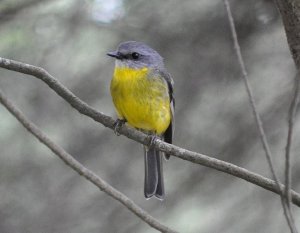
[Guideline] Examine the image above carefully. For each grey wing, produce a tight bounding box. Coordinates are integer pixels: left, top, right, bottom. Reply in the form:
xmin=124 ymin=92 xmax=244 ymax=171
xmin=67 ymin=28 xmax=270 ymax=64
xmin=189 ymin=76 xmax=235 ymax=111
xmin=161 ymin=71 xmax=175 ymax=159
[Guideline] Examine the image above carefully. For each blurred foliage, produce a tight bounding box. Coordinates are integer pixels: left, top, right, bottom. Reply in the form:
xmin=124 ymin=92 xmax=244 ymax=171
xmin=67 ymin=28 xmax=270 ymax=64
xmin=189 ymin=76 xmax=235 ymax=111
xmin=0 ymin=0 xmax=299 ymax=232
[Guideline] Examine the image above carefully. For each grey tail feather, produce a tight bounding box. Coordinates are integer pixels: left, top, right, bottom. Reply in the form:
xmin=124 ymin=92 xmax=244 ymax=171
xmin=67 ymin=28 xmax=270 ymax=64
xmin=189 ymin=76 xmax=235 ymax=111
xmin=144 ymin=146 xmax=165 ymax=200
xmin=155 ymin=150 xmax=164 ymax=199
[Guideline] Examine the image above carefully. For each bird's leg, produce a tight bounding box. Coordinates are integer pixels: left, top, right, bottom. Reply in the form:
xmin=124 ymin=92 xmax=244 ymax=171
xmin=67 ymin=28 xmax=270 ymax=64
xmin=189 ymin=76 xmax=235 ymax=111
xmin=113 ymin=119 xmax=126 ymax=136
xmin=147 ymin=134 xmax=159 ymax=148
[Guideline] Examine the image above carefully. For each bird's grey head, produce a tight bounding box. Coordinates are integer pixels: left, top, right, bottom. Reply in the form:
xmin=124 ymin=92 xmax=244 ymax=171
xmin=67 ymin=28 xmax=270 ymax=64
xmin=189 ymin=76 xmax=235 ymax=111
xmin=107 ymin=41 xmax=164 ymax=69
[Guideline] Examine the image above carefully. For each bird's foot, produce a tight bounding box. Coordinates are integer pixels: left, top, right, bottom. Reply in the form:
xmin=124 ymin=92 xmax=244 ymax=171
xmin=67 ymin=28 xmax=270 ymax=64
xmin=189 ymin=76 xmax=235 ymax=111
xmin=148 ymin=135 xmax=158 ymax=148
xmin=113 ymin=119 xmax=126 ymax=136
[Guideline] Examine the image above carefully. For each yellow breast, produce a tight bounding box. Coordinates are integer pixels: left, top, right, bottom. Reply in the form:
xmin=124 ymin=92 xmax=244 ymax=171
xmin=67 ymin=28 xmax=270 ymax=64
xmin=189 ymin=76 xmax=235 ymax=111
xmin=110 ymin=66 xmax=171 ymax=134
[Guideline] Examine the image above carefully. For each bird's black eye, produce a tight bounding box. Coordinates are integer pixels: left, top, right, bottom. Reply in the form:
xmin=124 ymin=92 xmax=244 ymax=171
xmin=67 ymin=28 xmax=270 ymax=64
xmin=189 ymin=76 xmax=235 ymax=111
xmin=131 ymin=52 xmax=140 ymax=60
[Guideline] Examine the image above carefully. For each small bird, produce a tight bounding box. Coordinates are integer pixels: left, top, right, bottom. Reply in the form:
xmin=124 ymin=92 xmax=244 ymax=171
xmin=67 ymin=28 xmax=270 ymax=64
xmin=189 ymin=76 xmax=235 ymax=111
xmin=107 ymin=41 xmax=174 ymax=200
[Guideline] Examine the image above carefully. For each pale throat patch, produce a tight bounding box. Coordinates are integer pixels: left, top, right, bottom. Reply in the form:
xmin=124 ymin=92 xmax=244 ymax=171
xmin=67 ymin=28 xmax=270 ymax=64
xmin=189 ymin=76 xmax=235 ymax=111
xmin=115 ymin=60 xmax=127 ymax=68
xmin=115 ymin=59 xmax=148 ymax=70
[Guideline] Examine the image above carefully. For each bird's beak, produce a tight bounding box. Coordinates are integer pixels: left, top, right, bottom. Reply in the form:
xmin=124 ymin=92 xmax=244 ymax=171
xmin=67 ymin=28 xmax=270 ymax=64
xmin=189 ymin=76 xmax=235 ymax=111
xmin=107 ymin=51 xmax=122 ymax=59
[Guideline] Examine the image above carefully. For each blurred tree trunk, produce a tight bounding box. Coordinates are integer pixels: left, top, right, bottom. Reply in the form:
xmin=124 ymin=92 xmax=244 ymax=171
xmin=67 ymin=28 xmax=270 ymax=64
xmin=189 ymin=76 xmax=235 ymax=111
xmin=276 ymin=0 xmax=300 ymax=69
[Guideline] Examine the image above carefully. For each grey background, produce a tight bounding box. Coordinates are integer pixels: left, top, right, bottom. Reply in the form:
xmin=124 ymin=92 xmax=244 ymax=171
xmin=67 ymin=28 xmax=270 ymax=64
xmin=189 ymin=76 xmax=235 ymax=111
xmin=0 ymin=0 xmax=299 ymax=232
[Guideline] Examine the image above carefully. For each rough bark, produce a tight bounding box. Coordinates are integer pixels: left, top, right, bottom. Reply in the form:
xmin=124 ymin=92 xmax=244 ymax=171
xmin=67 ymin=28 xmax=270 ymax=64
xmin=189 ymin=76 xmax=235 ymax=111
xmin=276 ymin=0 xmax=300 ymax=68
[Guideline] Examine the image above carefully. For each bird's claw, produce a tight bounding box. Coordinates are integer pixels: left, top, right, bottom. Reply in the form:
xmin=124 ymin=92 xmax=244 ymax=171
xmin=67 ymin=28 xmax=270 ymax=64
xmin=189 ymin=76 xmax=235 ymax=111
xmin=113 ymin=119 xmax=126 ymax=136
xmin=148 ymin=135 xmax=158 ymax=148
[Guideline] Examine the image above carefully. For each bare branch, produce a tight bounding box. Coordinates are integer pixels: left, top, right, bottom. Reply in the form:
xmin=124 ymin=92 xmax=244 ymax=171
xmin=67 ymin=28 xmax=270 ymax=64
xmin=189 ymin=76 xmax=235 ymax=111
xmin=274 ymin=0 xmax=300 ymax=228
xmin=223 ymin=1 xmax=298 ymax=232
xmin=223 ymin=0 xmax=280 ymax=192
xmin=285 ymin=72 xmax=300 ymax=208
xmin=1 ymin=57 xmax=300 ymax=208
xmin=0 ymin=89 xmax=177 ymax=233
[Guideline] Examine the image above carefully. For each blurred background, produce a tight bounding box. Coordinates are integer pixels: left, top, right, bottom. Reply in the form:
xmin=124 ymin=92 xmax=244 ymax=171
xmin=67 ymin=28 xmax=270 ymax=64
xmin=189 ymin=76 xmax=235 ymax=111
xmin=0 ymin=0 xmax=299 ymax=232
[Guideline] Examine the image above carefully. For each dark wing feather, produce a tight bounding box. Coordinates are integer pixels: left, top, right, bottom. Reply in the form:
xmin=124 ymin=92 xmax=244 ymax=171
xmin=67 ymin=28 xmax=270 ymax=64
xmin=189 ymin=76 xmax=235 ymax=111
xmin=160 ymin=70 xmax=175 ymax=159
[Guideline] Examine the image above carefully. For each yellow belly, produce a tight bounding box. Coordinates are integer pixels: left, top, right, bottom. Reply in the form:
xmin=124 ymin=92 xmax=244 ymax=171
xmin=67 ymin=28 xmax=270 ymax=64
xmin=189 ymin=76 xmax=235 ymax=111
xmin=110 ymin=66 xmax=171 ymax=134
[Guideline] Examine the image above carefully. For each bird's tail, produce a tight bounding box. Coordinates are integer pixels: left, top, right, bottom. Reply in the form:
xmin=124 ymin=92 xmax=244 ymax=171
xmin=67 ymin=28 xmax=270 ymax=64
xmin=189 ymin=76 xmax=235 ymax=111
xmin=144 ymin=146 xmax=164 ymax=200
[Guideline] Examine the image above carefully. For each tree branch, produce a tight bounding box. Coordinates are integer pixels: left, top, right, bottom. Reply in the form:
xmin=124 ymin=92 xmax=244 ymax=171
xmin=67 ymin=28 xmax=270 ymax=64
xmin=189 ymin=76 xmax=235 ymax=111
xmin=0 ymin=89 xmax=177 ymax=233
xmin=275 ymin=0 xmax=300 ymax=221
xmin=285 ymin=72 xmax=300 ymax=209
xmin=223 ymin=1 xmax=298 ymax=232
xmin=272 ymin=1 xmax=300 ymax=232
xmin=1 ymin=57 xmax=300 ymax=209
xmin=223 ymin=0 xmax=281 ymax=194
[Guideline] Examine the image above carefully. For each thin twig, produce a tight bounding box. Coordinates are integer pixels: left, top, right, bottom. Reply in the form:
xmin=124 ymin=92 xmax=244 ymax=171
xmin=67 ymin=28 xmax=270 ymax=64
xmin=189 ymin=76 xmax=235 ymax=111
xmin=223 ymin=0 xmax=279 ymax=187
xmin=285 ymin=71 xmax=300 ymax=209
xmin=0 ymin=89 xmax=177 ymax=233
xmin=223 ymin=1 xmax=297 ymax=232
xmin=1 ymin=57 xmax=300 ymax=207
